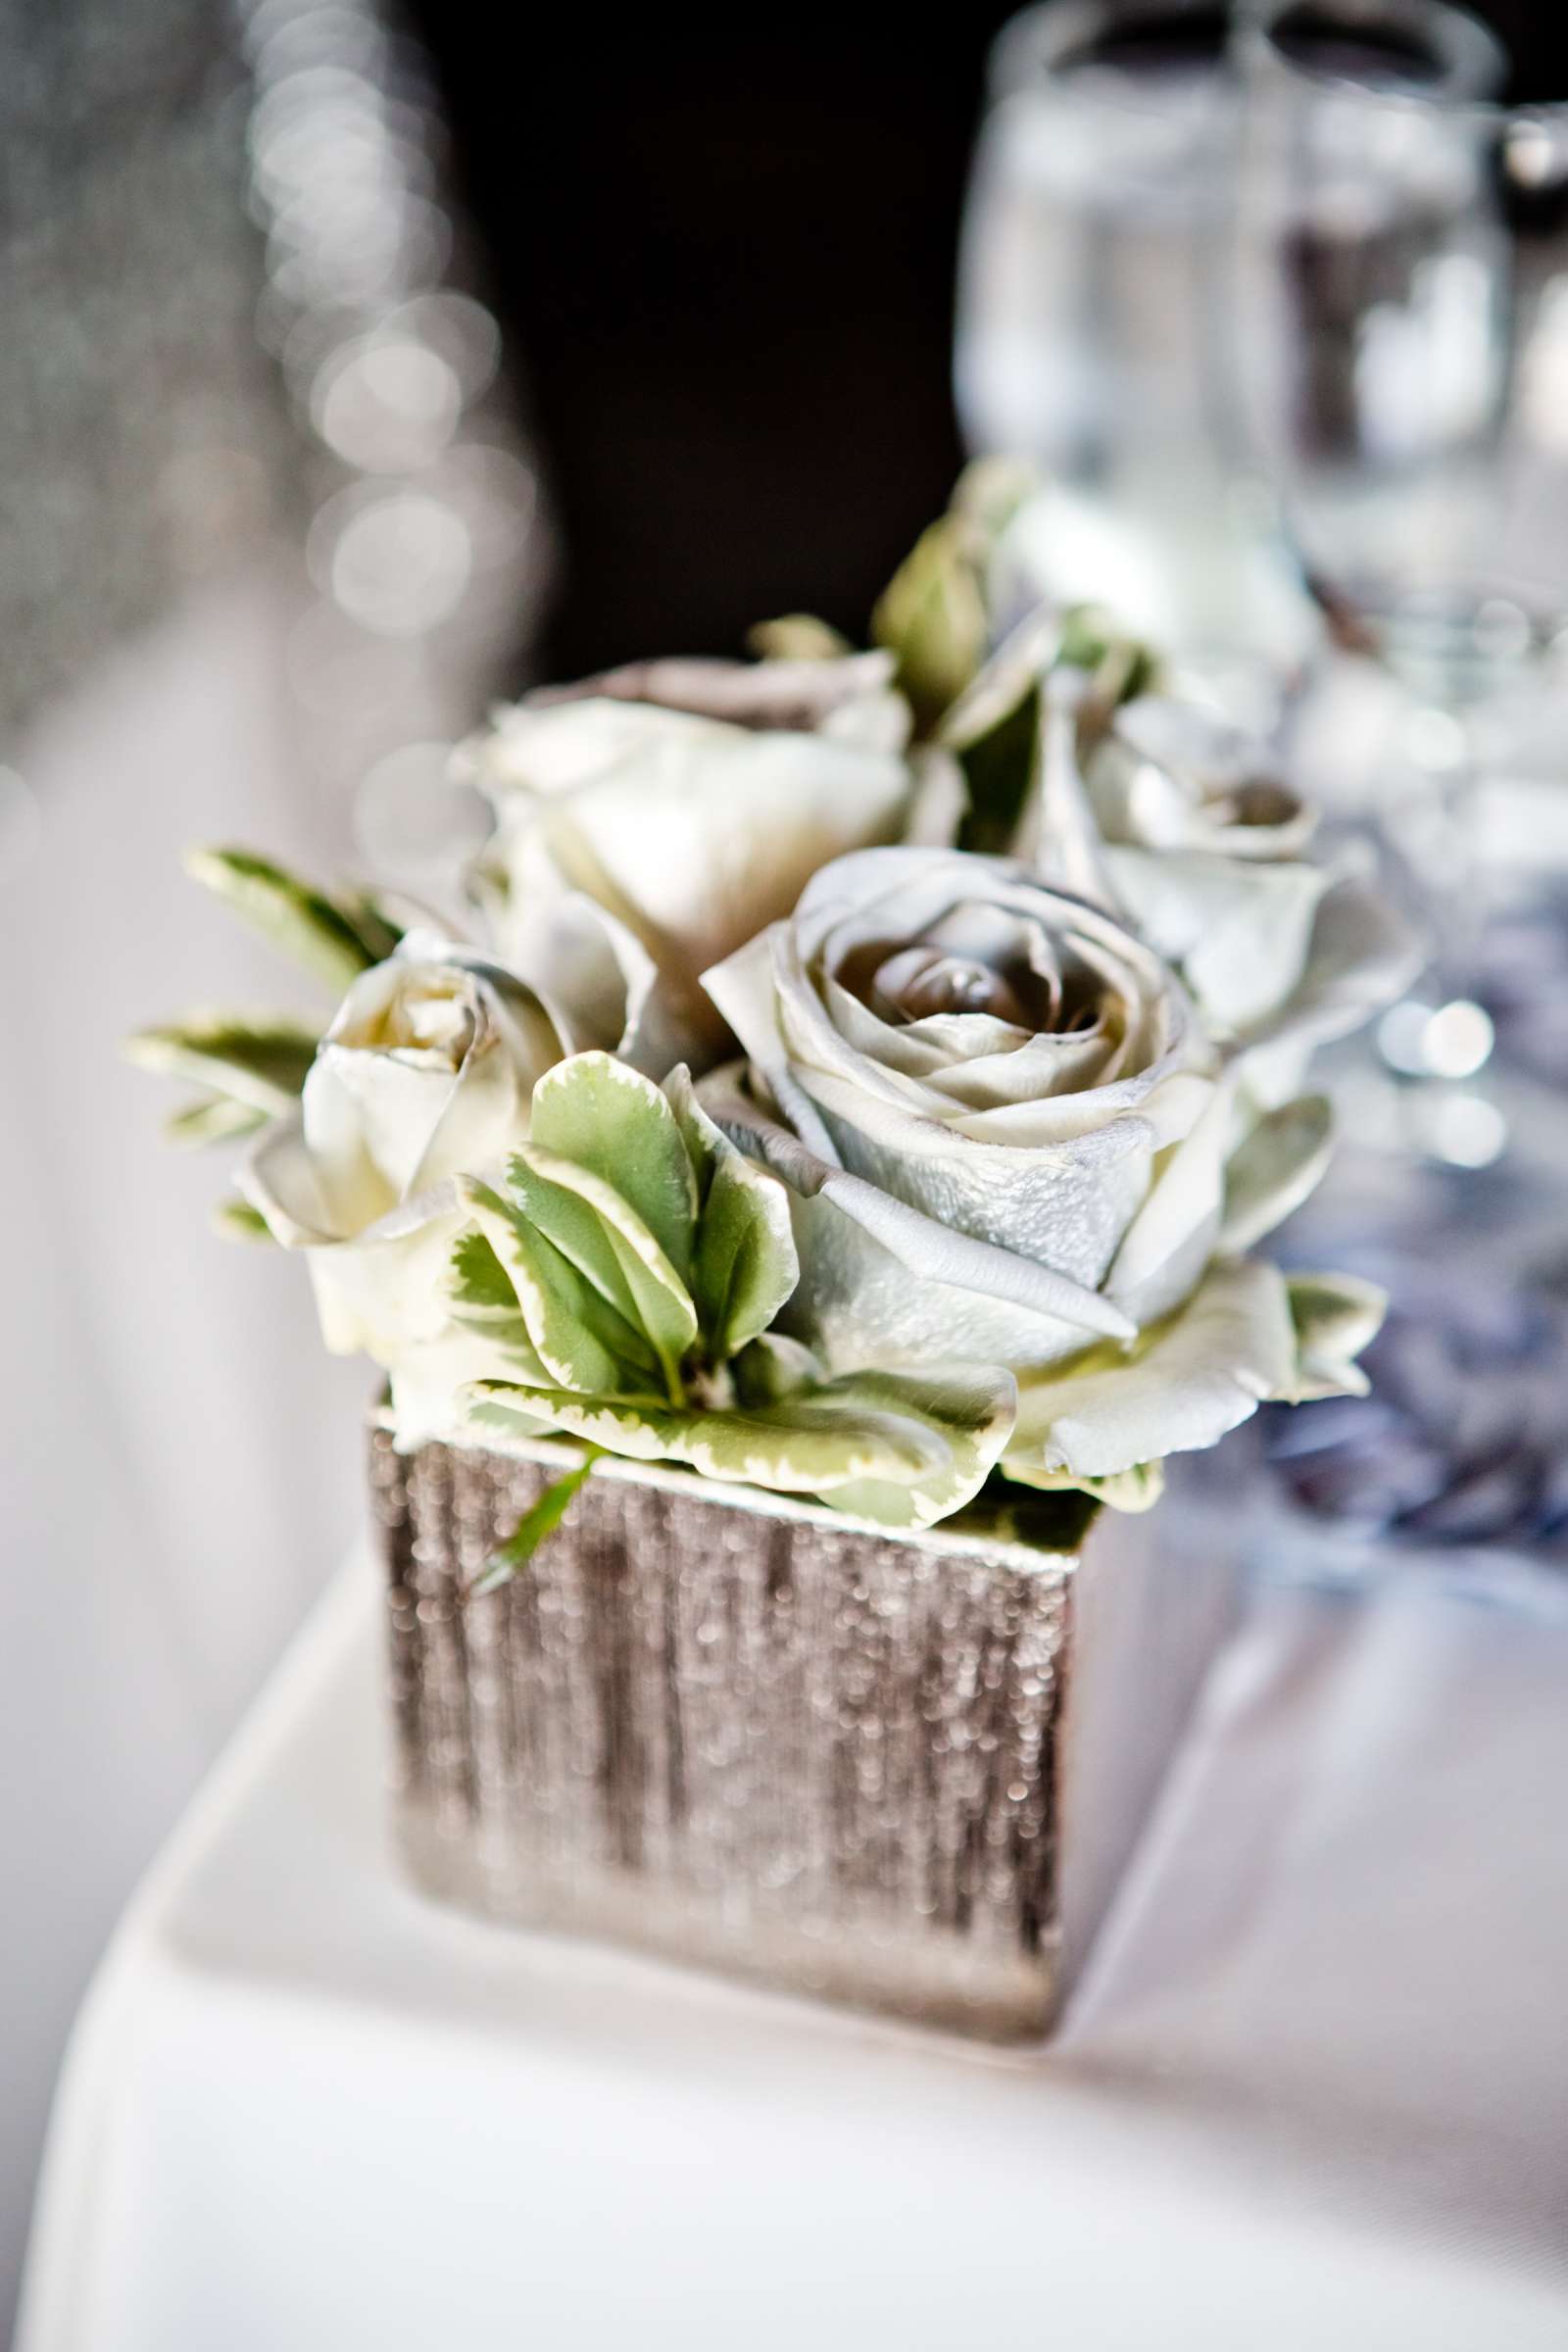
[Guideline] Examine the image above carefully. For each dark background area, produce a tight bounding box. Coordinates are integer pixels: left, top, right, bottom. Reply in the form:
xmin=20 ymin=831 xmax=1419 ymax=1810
xmin=411 ymin=2 xmax=1568 ymax=680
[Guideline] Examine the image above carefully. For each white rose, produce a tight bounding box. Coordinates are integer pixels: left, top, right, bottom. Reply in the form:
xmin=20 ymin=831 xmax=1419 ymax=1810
xmin=998 ymin=683 xmax=1420 ymax=1074
xmin=241 ymin=933 xmax=590 ymax=1439
xmin=1086 ymin=696 xmax=1316 ymax=862
xmin=460 ymin=653 xmax=922 ymax=1075
xmin=700 ymin=846 xmax=1366 ymax=1492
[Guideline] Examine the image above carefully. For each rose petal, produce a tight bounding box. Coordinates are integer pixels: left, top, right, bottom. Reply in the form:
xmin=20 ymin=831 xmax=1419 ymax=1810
xmin=1009 ymin=1257 xmax=1298 ymax=1480
xmin=700 ymin=1070 xmax=1138 ymax=1355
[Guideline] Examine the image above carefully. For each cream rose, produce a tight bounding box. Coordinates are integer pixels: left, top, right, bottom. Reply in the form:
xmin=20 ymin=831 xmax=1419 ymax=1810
xmin=459 ymin=653 xmax=923 ymax=1075
xmin=700 ymin=847 xmax=1343 ymax=1492
xmin=956 ymin=663 xmax=1420 ymax=1073
xmin=241 ymin=933 xmax=593 ymax=1439
xmin=1086 ymin=696 xmax=1316 ymax=862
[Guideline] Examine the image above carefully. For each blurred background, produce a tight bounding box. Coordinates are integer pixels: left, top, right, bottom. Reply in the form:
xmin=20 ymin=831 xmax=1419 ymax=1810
xmin=6 ymin=0 xmax=1568 ymax=2331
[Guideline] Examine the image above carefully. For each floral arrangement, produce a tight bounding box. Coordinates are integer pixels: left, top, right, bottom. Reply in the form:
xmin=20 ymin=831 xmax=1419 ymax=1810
xmin=131 ymin=467 xmax=1414 ymax=1566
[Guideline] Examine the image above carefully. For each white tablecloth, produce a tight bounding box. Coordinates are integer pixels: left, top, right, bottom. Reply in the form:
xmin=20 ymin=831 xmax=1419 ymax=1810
xmin=0 ymin=569 xmax=372 ymax=2328
xmin=18 ymin=1546 xmax=1568 ymax=2351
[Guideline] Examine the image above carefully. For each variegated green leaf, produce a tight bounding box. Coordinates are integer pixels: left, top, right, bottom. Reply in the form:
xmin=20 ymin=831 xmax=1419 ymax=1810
xmin=529 ymin=1052 xmax=698 ymax=1285
xmin=211 ymin=1195 xmax=277 ymax=1243
xmin=469 ymin=1380 xmax=685 ymax=1462
xmin=460 ymin=1180 xmax=662 ymax=1398
xmin=126 ymin=1015 xmax=319 ymax=1113
xmin=693 ymin=1152 xmax=798 ymax=1362
xmin=505 ymin=1145 xmax=698 ymax=1401
xmin=664 ymin=1067 xmax=797 ymax=1359
xmin=466 ymin=1386 xmax=558 ymax=1445
xmin=662 ymin=1062 xmax=721 ymax=1199
xmin=183 ymin=847 xmax=388 ymax=993
xmin=446 ymin=1232 xmax=551 ymax=1385
xmin=808 ymin=1363 xmax=1017 ymax=1529
xmin=467 ymin=1358 xmax=1016 ymax=1532
xmin=333 ymin=886 xmax=404 ymax=965
xmin=1003 ymin=1455 xmax=1166 ymax=1513
xmin=450 ymin=1230 xmax=520 ymax=1318
xmin=165 ymin=1095 xmax=271 ymax=1149
xmin=731 ymin=1331 xmax=821 ymax=1407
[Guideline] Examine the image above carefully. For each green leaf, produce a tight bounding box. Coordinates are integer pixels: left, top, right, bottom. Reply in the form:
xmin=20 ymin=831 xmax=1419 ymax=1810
xmin=468 ymin=1380 xmax=686 ymax=1462
xmin=183 ymin=848 xmax=388 ymax=993
xmin=1055 ymin=603 xmax=1163 ymax=712
xmin=662 ymin=1063 xmax=721 ymax=1200
xmin=870 ymin=462 xmax=1036 ymax=739
xmin=469 ymin=1449 xmax=604 ymax=1595
xmin=450 ymin=1230 xmax=520 ymax=1317
xmin=950 ymin=454 xmax=1035 ymax=539
xmin=164 ymin=1095 xmax=271 ymax=1149
xmin=745 ymin=613 xmax=854 ymax=662
xmin=806 ymin=1363 xmax=1017 ymax=1529
xmin=1282 ymin=1270 xmax=1386 ymax=1402
xmin=954 ymin=679 xmax=1041 ymax=856
xmin=504 ymin=1146 xmax=698 ymax=1402
xmin=126 ymin=1015 xmax=319 ymax=1112
xmin=460 ymin=1180 xmax=662 ymax=1398
xmin=731 ymin=1332 xmax=821 ymax=1406
xmin=529 ymin=1053 xmax=698 ymax=1286
xmin=470 ymin=1359 xmax=1016 ymax=1532
xmin=693 ymin=1152 xmax=798 ymax=1361
xmin=1003 ymin=1455 xmax=1166 ymax=1513
xmin=664 ymin=1067 xmax=797 ymax=1360
xmin=211 ymin=1195 xmax=277 ymax=1244
xmin=446 ymin=1232 xmax=551 ymax=1384
xmin=334 ymin=887 xmax=404 ymax=965
xmin=871 ymin=515 xmax=989 ymax=737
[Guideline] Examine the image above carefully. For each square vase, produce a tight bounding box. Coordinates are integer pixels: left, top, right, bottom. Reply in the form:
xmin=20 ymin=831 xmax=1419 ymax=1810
xmin=368 ymin=1425 xmax=1239 ymax=2042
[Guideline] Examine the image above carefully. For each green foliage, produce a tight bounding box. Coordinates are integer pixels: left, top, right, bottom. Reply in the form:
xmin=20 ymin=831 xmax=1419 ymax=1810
xmin=132 ymin=853 xmax=411 ymax=1159
xmin=211 ymin=1195 xmax=277 ymax=1244
xmin=1282 ymin=1271 xmax=1386 ymax=1401
xmin=469 ymin=1449 xmax=605 ymax=1595
xmin=125 ymin=1015 xmax=319 ymax=1113
xmin=529 ymin=1054 xmax=697 ymax=1285
xmin=451 ymin=1052 xmax=1016 ymax=1531
xmin=665 ymin=1067 xmax=796 ymax=1360
xmin=165 ymin=1096 xmax=271 ymax=1149
xmin=746 ymin=614 xmax=853 ymax=662
xmin=182 ymin=847 xmax=402 ymax=993
xmin=1055 ymin=603 xmax=1163 ymax=710
xmin=870 ymin=460 xmax=1036 ymax=739
xmin=953 ymin=679 xmax=1042 ymax=857
xmin=872 ymin=514 xmax=991 ymax=738
xmin=1003 ymin=1455 xmax=1166 ymax=1514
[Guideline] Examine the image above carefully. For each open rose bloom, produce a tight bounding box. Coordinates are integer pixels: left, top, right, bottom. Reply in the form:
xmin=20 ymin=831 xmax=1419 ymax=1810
xmin=133 ymin=476 xmax=1417 ymax=1527
xmin=700 ymin=840 xmax=1395 ymax=1507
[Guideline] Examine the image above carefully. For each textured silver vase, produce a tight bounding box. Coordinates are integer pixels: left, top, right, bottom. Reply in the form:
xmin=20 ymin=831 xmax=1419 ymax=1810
xmin=368 ymin=1426 xmax=1239 ymax=2041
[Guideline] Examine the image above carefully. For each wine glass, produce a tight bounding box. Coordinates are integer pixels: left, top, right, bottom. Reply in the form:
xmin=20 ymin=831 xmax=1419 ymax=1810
xmin=1231 ymin=0 xmax=1568 ymax=1152
xmin=955 ymin=0 xmax=1323 ymax=723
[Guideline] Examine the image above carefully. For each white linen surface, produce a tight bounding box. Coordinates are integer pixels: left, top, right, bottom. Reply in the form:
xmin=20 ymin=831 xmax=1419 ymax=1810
xmin=0 ymin=571 xmax=368 ymax=2326
xmin=18 ymin=1548 xmax=1568 ymax=2352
